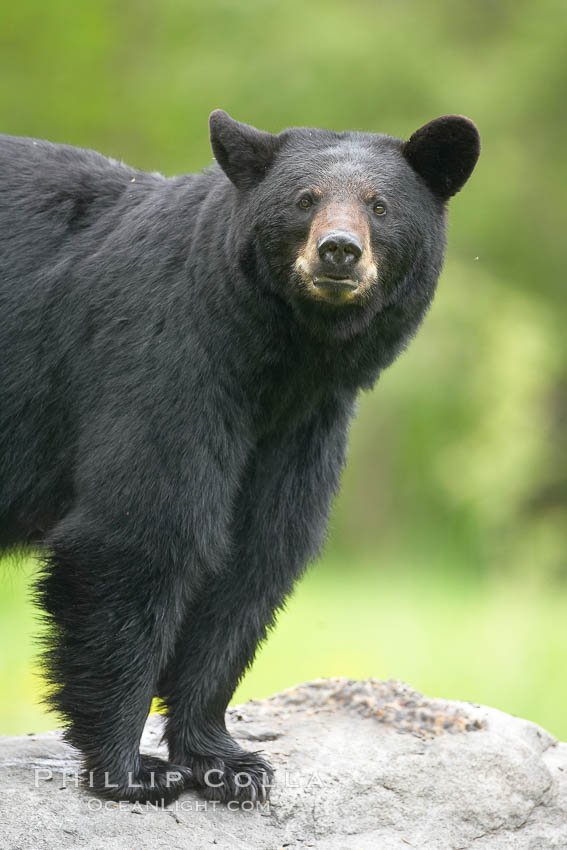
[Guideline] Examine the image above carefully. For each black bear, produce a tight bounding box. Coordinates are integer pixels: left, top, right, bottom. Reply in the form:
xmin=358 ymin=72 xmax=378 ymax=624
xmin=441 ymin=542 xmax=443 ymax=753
xmin=0 ymin=111 xmax=479 ymax=804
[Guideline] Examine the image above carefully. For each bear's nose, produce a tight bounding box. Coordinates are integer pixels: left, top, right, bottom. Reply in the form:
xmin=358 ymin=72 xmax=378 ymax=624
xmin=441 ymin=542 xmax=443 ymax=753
xmin=317 ymin=230 xmax=363 ymax=268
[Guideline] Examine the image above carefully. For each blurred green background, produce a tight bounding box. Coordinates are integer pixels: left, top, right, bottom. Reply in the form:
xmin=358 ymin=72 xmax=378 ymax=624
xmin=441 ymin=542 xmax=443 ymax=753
xmin=1 ymin=0 xmax=566 ymax=738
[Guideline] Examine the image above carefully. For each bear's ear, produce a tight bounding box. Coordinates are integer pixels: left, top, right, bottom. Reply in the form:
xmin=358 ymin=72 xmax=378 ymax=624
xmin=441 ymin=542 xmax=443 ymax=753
xmin=209 ymin=110 xmax=281 ymax=191
xmin=402 ymin=115 xmax=480 ymax=201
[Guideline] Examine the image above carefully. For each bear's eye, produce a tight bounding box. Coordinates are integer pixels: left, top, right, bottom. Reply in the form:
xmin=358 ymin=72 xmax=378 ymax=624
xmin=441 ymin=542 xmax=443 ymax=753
xmin=298 ymin=195 xmax=313 ymax=210
xmin=373 ymin=202 xmax=387 ymax=216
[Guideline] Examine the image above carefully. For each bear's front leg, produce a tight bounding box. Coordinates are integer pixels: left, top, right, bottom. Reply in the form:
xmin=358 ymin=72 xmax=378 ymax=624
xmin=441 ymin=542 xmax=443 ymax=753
xmin=157 ymin=570 xmax=278 ymax=804
xmin=158 ymin=396 xmax=353 ymax=803
xmin=37 ymin=523 xmax=194 ymax=804
xmin=35 ymin=400 xmax=251 ymax=804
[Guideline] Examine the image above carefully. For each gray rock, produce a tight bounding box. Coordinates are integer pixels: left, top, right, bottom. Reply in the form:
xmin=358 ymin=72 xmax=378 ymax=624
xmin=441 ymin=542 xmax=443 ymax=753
xmin=1 ymin=678 xmax=566 ymax=849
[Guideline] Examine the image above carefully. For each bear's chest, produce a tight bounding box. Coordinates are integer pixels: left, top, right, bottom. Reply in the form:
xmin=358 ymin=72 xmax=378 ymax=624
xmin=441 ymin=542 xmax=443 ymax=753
xmin=249 ymin=351 xmax=352 ymax=438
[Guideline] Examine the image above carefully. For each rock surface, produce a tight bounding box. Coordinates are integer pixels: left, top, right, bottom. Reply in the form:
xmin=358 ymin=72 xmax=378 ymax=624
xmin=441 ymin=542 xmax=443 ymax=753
xmin=1 ymin=678 xmax=566 ymax=850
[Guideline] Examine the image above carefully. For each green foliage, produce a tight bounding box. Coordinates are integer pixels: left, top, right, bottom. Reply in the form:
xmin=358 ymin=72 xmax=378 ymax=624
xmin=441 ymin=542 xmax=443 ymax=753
xmin=1 ymin=0 xmax=566 ymax=732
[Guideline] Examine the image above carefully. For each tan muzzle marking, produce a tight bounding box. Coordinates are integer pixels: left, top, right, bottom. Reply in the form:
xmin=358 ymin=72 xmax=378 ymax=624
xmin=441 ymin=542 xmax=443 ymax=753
xmin=294 ymin=201 xmax=378 ymax=302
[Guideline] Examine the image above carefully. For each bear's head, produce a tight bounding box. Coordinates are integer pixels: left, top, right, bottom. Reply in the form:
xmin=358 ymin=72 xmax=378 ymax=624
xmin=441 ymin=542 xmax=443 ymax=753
xmin=209 ymin=111 xmax=480 ymax=342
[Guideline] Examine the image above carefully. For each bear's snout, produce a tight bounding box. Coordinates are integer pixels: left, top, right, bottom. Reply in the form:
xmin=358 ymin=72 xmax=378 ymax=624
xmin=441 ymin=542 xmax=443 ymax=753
xmin=294 ymin=203 xmax=378 ymax=305
xmin=317 ymin=230 xmax=363 ymax=268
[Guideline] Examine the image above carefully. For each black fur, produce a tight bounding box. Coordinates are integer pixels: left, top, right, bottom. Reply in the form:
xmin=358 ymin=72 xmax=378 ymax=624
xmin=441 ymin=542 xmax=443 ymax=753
xmin=0 ymin=112 xmax=479 ymax=804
